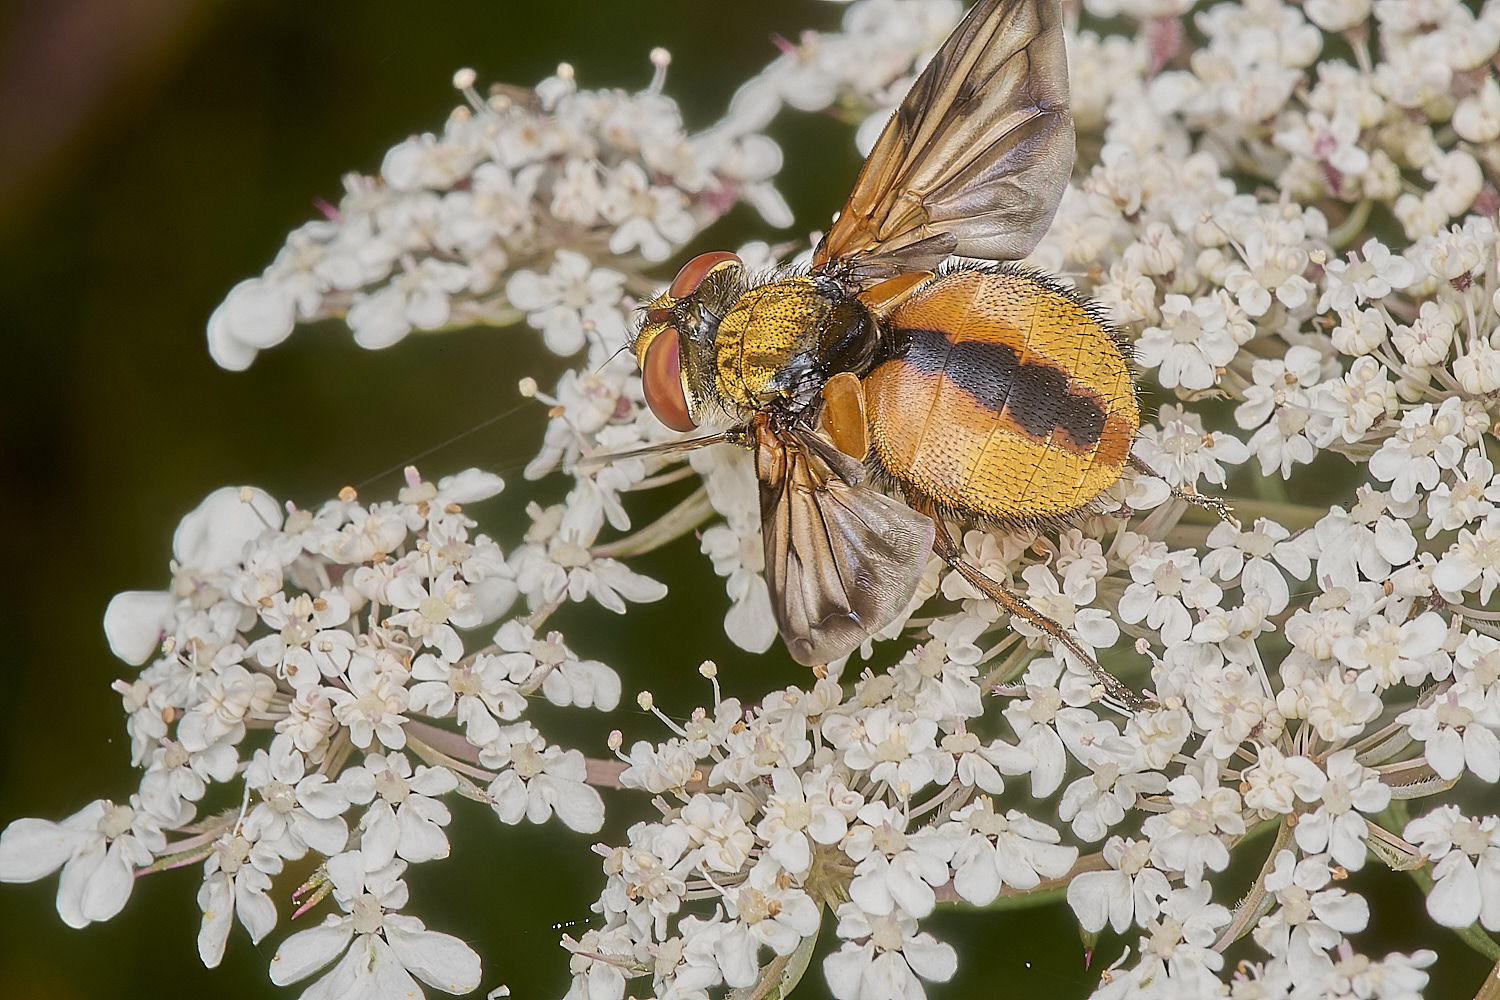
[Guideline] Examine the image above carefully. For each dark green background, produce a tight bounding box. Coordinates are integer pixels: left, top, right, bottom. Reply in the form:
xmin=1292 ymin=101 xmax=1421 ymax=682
xmin=0 ymin=2 xmax=1490 ymax=999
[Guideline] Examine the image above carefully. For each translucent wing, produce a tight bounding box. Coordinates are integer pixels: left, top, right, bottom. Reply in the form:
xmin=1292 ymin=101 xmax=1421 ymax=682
xmin=814 ymin=0 xmax=1073 ymax=277
xmin=755 ymin=422 xmax=935 ymax=666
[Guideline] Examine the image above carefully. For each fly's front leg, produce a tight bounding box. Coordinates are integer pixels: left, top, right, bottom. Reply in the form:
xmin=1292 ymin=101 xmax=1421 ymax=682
xmin=912 ymin=496 xmax=1148 ymax=712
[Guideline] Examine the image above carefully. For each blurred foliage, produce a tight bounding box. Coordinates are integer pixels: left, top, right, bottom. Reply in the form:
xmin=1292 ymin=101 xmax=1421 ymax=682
xmin=0 ymin=2 xmax=1492 ymax=999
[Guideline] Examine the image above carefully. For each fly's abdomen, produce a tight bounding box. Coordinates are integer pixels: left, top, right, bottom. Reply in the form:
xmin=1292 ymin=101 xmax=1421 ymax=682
xmin=863 ymin=268 xmax=1138 ymax=524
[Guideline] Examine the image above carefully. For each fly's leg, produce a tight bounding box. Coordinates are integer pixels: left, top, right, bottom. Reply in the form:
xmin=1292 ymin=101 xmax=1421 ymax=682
xmin=1128 ymin=455 xmax=1238 ymax=528
xmin=913 ymin=497 xmax=1148 ymax=712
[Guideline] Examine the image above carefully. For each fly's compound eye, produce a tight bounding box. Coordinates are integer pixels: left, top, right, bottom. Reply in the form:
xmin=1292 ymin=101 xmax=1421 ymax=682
xmin=668 ymin=251 xmax=743 ymax=299
xmin=641 ymin=329 xmax=696 ymax=432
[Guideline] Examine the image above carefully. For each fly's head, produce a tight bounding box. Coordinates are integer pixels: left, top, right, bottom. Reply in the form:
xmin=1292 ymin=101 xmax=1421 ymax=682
xmin=634 ymin=251 xmax=748 ymax=431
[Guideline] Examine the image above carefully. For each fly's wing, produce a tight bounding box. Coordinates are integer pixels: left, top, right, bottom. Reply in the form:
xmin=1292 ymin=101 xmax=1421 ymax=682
xmin=813 ymin=0 xmax=1073 ymax=278
xmin=755 ymin=423 xmax=936 ymax=666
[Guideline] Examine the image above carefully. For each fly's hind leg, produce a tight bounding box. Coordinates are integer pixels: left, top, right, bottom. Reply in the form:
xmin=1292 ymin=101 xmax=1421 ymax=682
xmin=911 ymin=496 xmax=1148 ymax=712
xmin=1127 ymin=455 xmax=1238 ymax=528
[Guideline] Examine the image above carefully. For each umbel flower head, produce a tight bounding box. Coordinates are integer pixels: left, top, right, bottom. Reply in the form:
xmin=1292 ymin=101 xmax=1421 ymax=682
xmin=7 ymin=0 xmax=1500 ymax=998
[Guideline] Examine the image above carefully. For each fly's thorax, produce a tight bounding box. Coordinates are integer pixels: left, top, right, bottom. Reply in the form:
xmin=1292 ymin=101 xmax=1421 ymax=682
xmin=711 ymin=275 xmax=879 ymax=413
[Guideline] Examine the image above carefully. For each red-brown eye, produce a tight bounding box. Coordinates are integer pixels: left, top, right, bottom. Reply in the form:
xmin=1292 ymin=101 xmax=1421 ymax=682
xmin=668 ymin=251 xmax=742 ymax=299
xmin=641 ymin=331 xmax=696 ymax=431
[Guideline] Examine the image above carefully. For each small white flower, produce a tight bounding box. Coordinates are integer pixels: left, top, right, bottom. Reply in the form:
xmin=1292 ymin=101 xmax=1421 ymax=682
xmin=242 ymin=735 xmax=350 ymax=859
xmin=1403 ymin=806 xmax=1500 ymax=931
xmin=1132 ymin=404 xmax=1249 ymax=488
xmin=196 ymin=829 xmax=284 ymax=968
xmin=1202 ymin=518 xmax=1294 ymax=614
xmin=1315 ymin=942 xmax=1436 ymax=1000
xmin=1317 ymin=238 xmax=1416 ymax=314
xmin=1433 ymin=511 xmax=1500 ymax=603
xmin=342 ymin=752 xmax=458 ymax=868
xmin=700 ymin=519 xmax=777 ymax=654
xmin=830 ymin=707 xmax=952 ymax=796
xmin=599 ymin=161 xmax=696 ymax=262
xmin=1066 ymin=836 xmax=1171 ymax=935
xmin=1367 ymin=397 xmax=1466 ymax=504
xmin=715 ymin=859 xmax=822 ymax=987
xmin=1253 ymin=851 xmax=1369 ymax=966
xmin=1135 ymin=293 xmax=1239 ymax=390
xmin=1285 ymin=750 xmax=1391 ymax=871
xmin=269 ymin=850 xmax=481 ymax=998
xmin=346 ymin=257 xmax=472 ymax=350
xmin=486 ymin=724 xmax=604 ymax=833
xmin=756 ymin=766 xmax=863 ymax=875
xmin=1308 ymin=486 xmax=1419 ymax=593
xmin=1397 ymin=685 xmax=1500 ymax=783
xmin=1141 ymin=759 xmax=1244 ymax=885
xmin=177 ymin=662 xmax=278 ymax=753
xmin=1242 ymin=744 xmax=1301 ymax=817
xmin=1426 ymin=449 xmax=1500 ymax=537
xmin=1223 ymin=225 xmax=1316 ymax=318
xmin=822 ymin=903 xmax=957 ymax=1000
xmin=1098 ymin=883 xmax=1229 ymax=997
xmin=1118 ymin=545 xmax=1223 ymax=647
xmin=1235 ymin=346 xmax=1326 ymax=478
xmin=946 ymin=798 xmax=1076 ymax=904
xmin=0 ymin=799 xmax=162 ymax=929
xmin=1304 ymin=0 xmax=1370 ymax=32
xmin=137 ymin=738 xmax=238 ymax=827
xmin=511 ymin=506 xmax=667 ymax=615
xmin=1391 ymin=300 xmax=1456 ymax=369
xmin=842 ymin=802 xmax=951 ymax=920
xmin=505 ymin=249 xmax=629 ymax=356
xmin=1332 ymin=610 xmax=1449 ymax=690
xmin=327 ymin=653 xmax=411 ymax=751
xmin=385 ymin=567 xmax=483 ymax=662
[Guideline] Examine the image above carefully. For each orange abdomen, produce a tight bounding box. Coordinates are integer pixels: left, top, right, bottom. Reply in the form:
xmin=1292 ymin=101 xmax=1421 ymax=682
xmin=863 ymin=268 xmax=1138 ymax=525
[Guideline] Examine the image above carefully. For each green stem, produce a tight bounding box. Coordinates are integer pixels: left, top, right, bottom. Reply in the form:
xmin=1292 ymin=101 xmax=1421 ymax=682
xmin=590 ymin=484 xmax=716 ymax=559
xmin=728 ymin=928 xmax=820 ymax=1000
xmin=1327 ymin=199 xmax=1373 ymax=250
xmin=934 ymin=851 xmax=1110 ymax=909
xmin=1214 ymin=818 xmax=1294 ymax=951
xmin=1475 ymin=956 xmax=1500 ymax=1000
xmin=404 ymin=722 xmax=495 ymax=780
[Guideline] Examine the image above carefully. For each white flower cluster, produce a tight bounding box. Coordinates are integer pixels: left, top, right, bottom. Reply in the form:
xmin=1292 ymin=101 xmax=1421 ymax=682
xmin=0 ymin=469 xmax=639 ymax=998
xmin=542 ymin=0 xmax=1500 ymax=997
xmin=206 ymin=53 xmax=793 ymax=370
xmin=8 ymin=0 xmax=1500 ymax=999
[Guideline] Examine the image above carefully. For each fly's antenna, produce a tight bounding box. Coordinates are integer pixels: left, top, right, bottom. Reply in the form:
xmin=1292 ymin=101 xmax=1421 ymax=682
xmin=594 ymin=342 xmax=633 ymax=374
